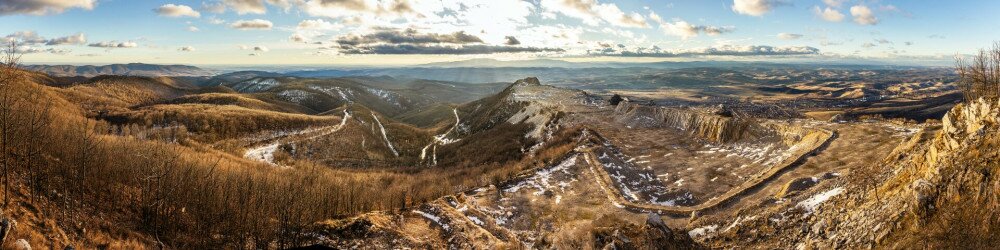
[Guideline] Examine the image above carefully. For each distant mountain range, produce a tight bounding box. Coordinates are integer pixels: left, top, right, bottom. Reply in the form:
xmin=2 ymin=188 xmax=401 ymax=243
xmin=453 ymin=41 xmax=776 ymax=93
xmin=20 ymin=60 xmax=933 ymax=80
xmin=22 ymin=63 xmax=216 ymax=77
xmin=417 ymin=58 xmax=935 ymax=69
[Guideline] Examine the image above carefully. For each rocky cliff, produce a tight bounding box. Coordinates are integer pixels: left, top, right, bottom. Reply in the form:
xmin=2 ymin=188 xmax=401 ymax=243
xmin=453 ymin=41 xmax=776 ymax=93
xmin=703 ymin=97 xmax=1000 ymax=248
xmin=612 ymin=101 xmax=809 ymax=145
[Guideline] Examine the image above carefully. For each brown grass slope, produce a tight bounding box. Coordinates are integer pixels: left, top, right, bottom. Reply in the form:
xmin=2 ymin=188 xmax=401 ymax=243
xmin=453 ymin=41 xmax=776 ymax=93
xmin=0 ymin=69 xmax=529 ymax=249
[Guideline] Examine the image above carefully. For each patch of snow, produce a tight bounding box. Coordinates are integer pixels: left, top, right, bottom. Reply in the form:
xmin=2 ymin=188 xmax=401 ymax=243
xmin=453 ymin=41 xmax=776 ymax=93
xmin=308 ymin=85 xmax=355 ymax=102
xmin=277 ymin=89 xmax=314 ymax=103
xmin=467 ymin=215 xmax=484 ymax=226
xmin=232 ymin=78 xmax=280 ymax=93
xmin=414 ymin=210 xmax=449 ymax=231
xmin=421 ymin=109 xmax=461 ymax=162
xmin=504 ymin=155 xmax=578 ymax=195
xmin=797 ymin=187 xmax=845 ymax=215
xmin=364 ymin=87 xmax=403 ymax=107
xmin=243 ymin=110 xmax=352 ymax=166
xmin=371 ymin=112 xmax=399 ymax=157
xmin=688 ymin=225 xmax=719 ymax=238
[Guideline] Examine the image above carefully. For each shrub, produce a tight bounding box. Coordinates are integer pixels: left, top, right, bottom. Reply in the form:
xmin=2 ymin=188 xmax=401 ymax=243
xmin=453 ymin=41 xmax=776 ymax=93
xmin=957 ymin=41 xmax=1000 ymax=102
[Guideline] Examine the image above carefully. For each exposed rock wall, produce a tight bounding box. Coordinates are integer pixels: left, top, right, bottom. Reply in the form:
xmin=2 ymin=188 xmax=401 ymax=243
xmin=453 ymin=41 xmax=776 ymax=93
xmin=613 ymin=101 xmax=807 ymax=145
xmin=799 ymin=97 xmax=999 ymax=248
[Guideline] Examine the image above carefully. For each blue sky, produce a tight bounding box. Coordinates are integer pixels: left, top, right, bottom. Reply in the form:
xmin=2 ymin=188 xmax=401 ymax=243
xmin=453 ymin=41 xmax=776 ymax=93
xmin=2 ymin=0 xmax=997 ymax=66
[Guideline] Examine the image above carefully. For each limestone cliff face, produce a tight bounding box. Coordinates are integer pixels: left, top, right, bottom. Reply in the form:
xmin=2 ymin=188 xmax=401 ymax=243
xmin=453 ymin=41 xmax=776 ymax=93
xmin=799 ymin=97 xmax=1000 ymax=248
xmin=612 ymin=101 xmax=807 ymax=145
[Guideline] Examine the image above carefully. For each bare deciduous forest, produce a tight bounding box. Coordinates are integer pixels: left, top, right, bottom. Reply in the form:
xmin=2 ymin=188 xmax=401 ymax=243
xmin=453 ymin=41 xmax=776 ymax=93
xmin=0 ymin=41 xmax=584 ymax=248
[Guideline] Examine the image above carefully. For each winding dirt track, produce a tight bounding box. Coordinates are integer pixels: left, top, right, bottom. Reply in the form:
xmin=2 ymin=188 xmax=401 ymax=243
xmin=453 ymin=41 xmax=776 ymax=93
xmin=582 ymin=128 xmax=837 ymax=216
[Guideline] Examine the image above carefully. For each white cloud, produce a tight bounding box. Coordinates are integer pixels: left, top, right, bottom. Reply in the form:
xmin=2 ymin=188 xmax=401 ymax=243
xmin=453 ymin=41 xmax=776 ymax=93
xmin=155 ymin=4 xmax=201 ymax=18
xmin=540 ymin=0 xmax=648 ymax=28
xmin=0 ymin=0 xmax=95 ymax=16
xmin=812 ymin=6 xmax=844 ymax=22
xmin=592 ymin=44 xmax=819 ymax=57
xmin=188 ymin=26 xmax=200 ymax=32
xmin=265 ymin=0 xmax=296 ymax=11
xmin=732 ymin=0 xmax=785 ymax=17
xmin=207 ymin=16 xmax=225 ymax=24
xmin=224 ymin=0 xmax=267 ymax=14
xmin=821 ymin=0 xmax=846 ymax=7
xmin=179 ymin=46 xmax=196 ymax=52
xmin=45 ymin=33 xmax=87 ymax=45
xmin=3 ymin=31 xmax=48 ymax=45
xmin=202 ymin=2 xmax=226 ymax=13
xmin=850 ymin=5 xmax=878 ymax=25
xmin=777 ymin=33 xmax=802 ymax=40
xmin=14 ymin=45 xmax=71 ymax=54
xmin=654 ymin=18 xmax=733 ymax=39
xmin=297 ymin=19 xmax=340 ymax=30
xmin=88 ymin=41 xmax=138 ymax=48
xmin=290 ymin=33 xmax=307 ymax=43
xmin=292 ymin=19 xmax=343 ymax=44
xmin=230 ymin=19 xmax=273 ymax=30
xmin=299 ymin=0 xmax=416 ymax=19
xmin=239 ymin=44 xmax=269 ymax=53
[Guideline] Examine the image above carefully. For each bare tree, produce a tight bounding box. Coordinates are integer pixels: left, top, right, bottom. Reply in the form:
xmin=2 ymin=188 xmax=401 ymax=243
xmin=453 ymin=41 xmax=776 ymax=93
xmin=957 ymin=41 xmax=1000 ymax=102
xmin=16 ymin=90 xmax=52 ymax=203
xmin=0 ymin=40 xmax=23 ymax=209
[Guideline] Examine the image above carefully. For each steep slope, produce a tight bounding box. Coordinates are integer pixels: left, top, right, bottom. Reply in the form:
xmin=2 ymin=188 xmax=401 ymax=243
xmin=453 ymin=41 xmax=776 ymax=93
xmin=695 ymin=97 xmax=1000 ymax=248
xmin=430 ymin=77 xmax=596 ymax=167
xmin=54 ymin=75 xmax=196 ymax=112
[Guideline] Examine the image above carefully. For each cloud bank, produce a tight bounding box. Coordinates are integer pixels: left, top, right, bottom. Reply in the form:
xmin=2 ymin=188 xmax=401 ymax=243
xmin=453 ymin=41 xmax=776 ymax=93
xmin=155 ymin=4 xmax=201 ymax=18
xmin=0 ymin=0 xmax=95 ymax=16
xmin=230 ymin=19 xmax=274 ymax=30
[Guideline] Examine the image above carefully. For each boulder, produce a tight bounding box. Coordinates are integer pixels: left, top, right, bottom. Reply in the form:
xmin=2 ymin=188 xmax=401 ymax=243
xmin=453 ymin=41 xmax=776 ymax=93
xmin=14 ymin=239 xmax=30 ymax=250
xmin=0 ymin=218 xmax=16 ymax=245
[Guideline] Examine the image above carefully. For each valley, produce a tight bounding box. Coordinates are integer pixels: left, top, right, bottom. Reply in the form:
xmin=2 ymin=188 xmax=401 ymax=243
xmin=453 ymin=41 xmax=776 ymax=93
xmin=4 ymin=1 xmax=998 ymax=248
xmin=0 ymin=61 xmax=991 ymax=249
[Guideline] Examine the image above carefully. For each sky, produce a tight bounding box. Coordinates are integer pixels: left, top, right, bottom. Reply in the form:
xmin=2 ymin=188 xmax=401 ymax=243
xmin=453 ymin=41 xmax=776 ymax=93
xmin=1 ymin=0 xmax=997 ymax=66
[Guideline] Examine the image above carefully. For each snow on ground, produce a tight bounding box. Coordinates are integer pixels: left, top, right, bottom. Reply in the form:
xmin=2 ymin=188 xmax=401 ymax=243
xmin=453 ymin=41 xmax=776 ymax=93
xmin=650 ymin=191 xmax=693 ymax=206
xmin=413 ymin=210 xmax=450 ymax=231
xmin=245 ymin=143 xmax=280 ymax=165
xmin=421 ymin=109 xmax=461 ymax=162
xmin=243 ymin=110 xmax=352 ymax=166
xmin=797 ymin=187 xmax=845 ymax=215
xmin=504 ymin=155 xmax=578 ymax=195
xmin=308 ymin=85 xmax=355 ymax=102
xmin=467 ymin=215 xmax=484 ymax=226
xmin=232 ymin=78 xmax=280 ymax=93
xmin=723 ymin=215 xmax=757 ymax=232
xmin=277 ymin=90 xmax=314 ymax=103
xmin=688 ymin=224 xmax=719 ymax=238
xmin=371 ymin=112 xmax=399 ymax=157
xmin=364 ymin=87 xmax=403 ymax=107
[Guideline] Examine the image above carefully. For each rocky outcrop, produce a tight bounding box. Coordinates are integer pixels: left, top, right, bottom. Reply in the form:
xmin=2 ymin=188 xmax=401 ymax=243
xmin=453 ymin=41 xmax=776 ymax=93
xmin=612 ymin=101 xmax=808 ymax=145
xmin=750 ymin=97 xmax=1000 ymax=248
xmin=588 ymin=214 xmax=702 ymax=249
xmin=0 ymin=218 xmax=15 ymax=245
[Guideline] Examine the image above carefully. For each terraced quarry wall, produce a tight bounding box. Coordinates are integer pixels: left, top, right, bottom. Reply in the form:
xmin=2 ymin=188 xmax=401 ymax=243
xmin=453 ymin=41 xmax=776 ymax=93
xmin=605 ymin=101 xmax=835 ymax=216
xmin=584 ymin=128 xmax=834 ymax=216
xmin=613 ymin=101 xmax=808 ymax=145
